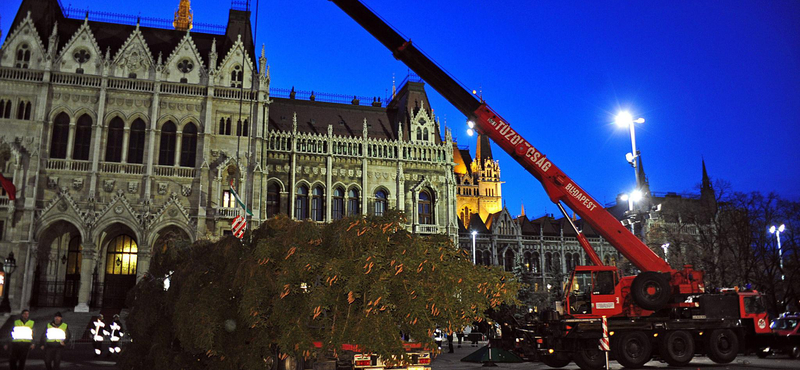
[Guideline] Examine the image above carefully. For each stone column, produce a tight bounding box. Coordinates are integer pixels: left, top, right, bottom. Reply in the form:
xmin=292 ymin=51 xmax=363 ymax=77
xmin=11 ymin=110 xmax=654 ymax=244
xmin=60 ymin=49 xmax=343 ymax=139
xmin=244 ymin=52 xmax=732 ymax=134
xmin=174 ymin=131 xmax=183 ymax=166
xmin=74 ymin=248 xmax=97 ymax=313
xmin=121 ymin=127 xmax=130 ymax=164
xmin=66 ymin=119 xmax=76 ymax=160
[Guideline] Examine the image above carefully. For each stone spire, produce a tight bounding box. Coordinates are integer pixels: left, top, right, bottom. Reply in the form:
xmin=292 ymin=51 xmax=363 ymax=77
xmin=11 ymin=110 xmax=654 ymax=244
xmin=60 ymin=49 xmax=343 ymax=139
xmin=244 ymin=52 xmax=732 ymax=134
xmin=173 ymin=0 xmax=193 ymax=31
xmin=475 ymin=133 xmax=493 ymax=162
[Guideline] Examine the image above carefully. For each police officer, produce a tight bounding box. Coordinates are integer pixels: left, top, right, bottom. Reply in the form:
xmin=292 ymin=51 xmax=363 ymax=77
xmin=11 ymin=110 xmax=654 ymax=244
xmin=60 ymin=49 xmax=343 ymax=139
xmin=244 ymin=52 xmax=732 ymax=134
xmin=4 ymin=309 xmax=35 ymax=370
xmin=105 ymin=314 xmax=124 ymax=355
xmin=90 ymin=314 xmax=105 ymax=356
xmin=38 ymin=312 xmax=70 ymax=370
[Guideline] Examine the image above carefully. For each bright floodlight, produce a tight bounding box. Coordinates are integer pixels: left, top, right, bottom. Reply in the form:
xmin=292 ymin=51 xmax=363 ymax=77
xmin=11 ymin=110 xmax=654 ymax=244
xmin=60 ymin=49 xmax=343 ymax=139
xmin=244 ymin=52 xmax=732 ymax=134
xmin=468 ymin=120 xmax=475 ymax=129
xmin=472 ymin=230 xmax=478 ymax=236
xmin=770 ymin=225 xmax=776 ymax=233
xmin=634 ymin=117 xmax=645 ymax=124
xmin=620 ymin=193 xmax=629 ymax=201
xmin=625 ymin=152 xmax=635 ymax=164
xmin=615 ymin=111 xmax=633 ymax=127
xmin=467 ymin=128 xmax=475 ymax=136
xmin=779 ymin=224 xmax=786 ymax=232
xmin=630 ymin=189 xmax=643 ymax=202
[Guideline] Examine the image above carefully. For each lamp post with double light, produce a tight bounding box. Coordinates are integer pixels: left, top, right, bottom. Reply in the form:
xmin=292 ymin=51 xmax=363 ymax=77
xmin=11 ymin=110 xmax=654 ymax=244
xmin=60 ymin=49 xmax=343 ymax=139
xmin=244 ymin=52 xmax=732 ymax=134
xmin=615 ymin=112 xmax=645 ymax=191
xmin=0 ymin=252 xmax=17 ymax=313
xmin=770 ymin=224 xmax=786 ymax=280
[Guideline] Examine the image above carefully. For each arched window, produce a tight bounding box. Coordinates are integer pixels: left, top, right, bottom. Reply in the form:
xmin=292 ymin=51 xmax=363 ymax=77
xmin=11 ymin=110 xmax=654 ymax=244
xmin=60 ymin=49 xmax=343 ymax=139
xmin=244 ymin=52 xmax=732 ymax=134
xmin=158 ymin=121 xmax=177 ymax=165
xmin=237 ymin=119 xmax=249 ymax=136
xmin=482 ymin=250 xmax=492 ymax=266
xmin=0 ymin=99 xmax=11 ymax=118
xmin=295 ymin=185 xmax=309 ymax=220
xmin=573 ymin=254 xmax=581 ymax=270
xmin=66 ymin=236 xmax=82 ymax=276
xmin=347 ymin=189 xmax=360 ymax=216
xmin=524 ymin=252 xmax=532 ymax=272
xmin=105 ymin=235 xmax=138 ymax=276
xmin=16 ymin=101 xmax=31 ymax=120
xmin=332 ymin=187 xmax=345 ymax=220
xmin=72 ymin=114 xmax=93 ymax=160
xmin=416 ymin=128 xmax=422 ymax=141
xmin=311 ymin=186 xmax=324 ymax=221
xmin=374 ymin=189 xmax=387 ymax=216
xmin=545 ymin=252 xmax=552 ymax=273
xmin=266 ymin=182 xmax=281 ymax=218
xmin=218 ymin=117 xmax=226 ymax=135
xmin=418 ymin=190 xmax=433 ymax=224
xmin=15 ymin=43 xmax=30 ymax=68
xmin=504 ymin=250 xmax=515 ymax=272
xmin=476 ymin=250 xmax=483 ymax=265
xmin=179 ymin=122 xmax=197 ymax=167
xmin=230 ymin=65 xmax=243 ymax=87
xmin=127 ymin=119 xmax=146 ymax=164
xmin=554 ymin=253 xmax=562 ymax=273
xmin=532 ymin=252 xmax=540 ymax=273
xmin=423 ymin=128 xmax=429 ymax=141
xmin=105 ymin=117 xmax=124 ymax=162
xmin=50 ymin=113 xmax=70 ymax=159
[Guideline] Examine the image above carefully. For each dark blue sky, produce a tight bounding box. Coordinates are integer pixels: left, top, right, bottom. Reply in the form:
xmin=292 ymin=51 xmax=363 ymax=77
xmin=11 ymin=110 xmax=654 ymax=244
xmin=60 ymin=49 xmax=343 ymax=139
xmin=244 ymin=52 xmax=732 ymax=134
xmin=2 ymin=0 xmax=798 ymax=218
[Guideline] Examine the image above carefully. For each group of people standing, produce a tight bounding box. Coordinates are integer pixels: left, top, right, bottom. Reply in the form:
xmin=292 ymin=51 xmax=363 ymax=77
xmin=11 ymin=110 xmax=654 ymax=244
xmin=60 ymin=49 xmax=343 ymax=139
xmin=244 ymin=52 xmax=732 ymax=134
xmin=90 ymin=314 xmax=125 ymax=357
xmin=433 ymin=324 xmax=483 ymax=353
xmin=4 ymin=310 xmax=124 ymax=370
xmin=5 ymin=310 xmax=70 ymax=370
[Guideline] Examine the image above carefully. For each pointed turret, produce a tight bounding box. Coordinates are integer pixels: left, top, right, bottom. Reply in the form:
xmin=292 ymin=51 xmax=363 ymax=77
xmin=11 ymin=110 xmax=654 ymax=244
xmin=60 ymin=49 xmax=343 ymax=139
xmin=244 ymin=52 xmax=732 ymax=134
xmin=476 ymin=133 xmax=493 ymax=162
xmin=173 ymin=0 xmax=193 ymax=31
xmin=702 ymin=159 xmax=712 ymax=191
xmin=637 ymin=154 xmax=651 ymax=196
xmin=700 ymin=159 xmax=716 ymax=211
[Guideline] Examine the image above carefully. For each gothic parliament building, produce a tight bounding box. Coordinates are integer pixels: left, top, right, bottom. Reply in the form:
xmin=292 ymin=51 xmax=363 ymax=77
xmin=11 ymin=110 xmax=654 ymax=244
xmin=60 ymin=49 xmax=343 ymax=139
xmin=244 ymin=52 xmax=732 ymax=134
xmin=0 ymin=0 xmax=716 ymax=312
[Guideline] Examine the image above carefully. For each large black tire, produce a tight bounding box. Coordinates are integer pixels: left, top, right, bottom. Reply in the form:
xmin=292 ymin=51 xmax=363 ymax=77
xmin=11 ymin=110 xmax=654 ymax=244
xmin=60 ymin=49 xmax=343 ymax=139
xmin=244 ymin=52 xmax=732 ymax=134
xmin=631 ymin=272 xmax=671 ymax=311
xmin=789 ymin=346 xmax=800 ymax=359
xmin=705 ymin=329 xmax=738 ymax=364
xmin=658 ymin=330 xmax=694 ymax=366
xmin=540 ymin=352 xmax=571 ymax=368
xmin=573 ymin=340 xmax=605 ymax=370
xmin=612 ymin=331 xmax=653 ymax=369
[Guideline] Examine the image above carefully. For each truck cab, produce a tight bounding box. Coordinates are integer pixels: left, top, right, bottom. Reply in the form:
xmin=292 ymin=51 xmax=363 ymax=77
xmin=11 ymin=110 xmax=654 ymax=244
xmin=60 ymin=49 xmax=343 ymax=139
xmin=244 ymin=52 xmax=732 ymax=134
xmin=565 ymin=266 xmax=623 ymax=318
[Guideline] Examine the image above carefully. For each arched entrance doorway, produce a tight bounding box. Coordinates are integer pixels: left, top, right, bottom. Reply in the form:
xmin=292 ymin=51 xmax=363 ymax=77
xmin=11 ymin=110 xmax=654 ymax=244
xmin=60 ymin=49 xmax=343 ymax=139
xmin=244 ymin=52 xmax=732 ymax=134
xmin=102 ymin=234 xmax=138 ymax=308
xmin=32 ymin=220 xmax=83 ymax=307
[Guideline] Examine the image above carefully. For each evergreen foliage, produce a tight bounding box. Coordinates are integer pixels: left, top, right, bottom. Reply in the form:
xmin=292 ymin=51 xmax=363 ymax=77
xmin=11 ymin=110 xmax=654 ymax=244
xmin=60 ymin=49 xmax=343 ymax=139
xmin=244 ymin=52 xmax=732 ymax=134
xmin=119 ymin=212 xmax=518 ymax=369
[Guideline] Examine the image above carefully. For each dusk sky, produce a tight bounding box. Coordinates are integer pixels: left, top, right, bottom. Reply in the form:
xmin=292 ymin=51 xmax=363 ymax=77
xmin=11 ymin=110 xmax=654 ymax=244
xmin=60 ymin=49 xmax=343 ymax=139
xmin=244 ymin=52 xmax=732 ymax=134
xmin=2 ymin=0 xmax=798 ymax=219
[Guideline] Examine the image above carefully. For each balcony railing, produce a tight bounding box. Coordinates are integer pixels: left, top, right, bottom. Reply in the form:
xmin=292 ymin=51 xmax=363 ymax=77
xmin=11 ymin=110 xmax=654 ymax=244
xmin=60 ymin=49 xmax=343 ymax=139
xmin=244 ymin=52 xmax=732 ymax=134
xmin=45 ymin=159 xmax=91 ymax=171
xmin=0 ymin=67 xmax=44 ymax=82
xmin=216 ymin=207 xmax=240 ymax=218
xmin=0 ymin=197 xmax=9 ymax=208
xmin=51 ymin=72 xmax=101 ymax=87
xmin=99 ymin=162 xmax=145 ymax=174
xmin=107 ymin=77 xmax=154 ymax=92
xmin=160 ymin=82 xmax=207 ymax=96
xmin=154 ymin=165 xmax=196 ymax=178
xmin=414 ymin=224 xmax=440 ymax=235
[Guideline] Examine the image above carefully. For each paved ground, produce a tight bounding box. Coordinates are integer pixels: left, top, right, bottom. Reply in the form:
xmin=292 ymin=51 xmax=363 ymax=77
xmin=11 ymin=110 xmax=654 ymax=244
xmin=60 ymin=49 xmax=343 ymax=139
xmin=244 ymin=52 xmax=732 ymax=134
xmin=431 ymin=340 xmax=800 ymax=369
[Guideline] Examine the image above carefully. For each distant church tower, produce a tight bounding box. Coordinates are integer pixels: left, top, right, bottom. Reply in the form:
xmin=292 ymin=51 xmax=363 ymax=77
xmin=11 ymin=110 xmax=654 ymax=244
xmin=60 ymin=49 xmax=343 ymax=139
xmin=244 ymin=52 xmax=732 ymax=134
xmin=173 ymin=0 xmax=193 ymax=31
xmin=454 ymin=133 xmax=504 ymax=226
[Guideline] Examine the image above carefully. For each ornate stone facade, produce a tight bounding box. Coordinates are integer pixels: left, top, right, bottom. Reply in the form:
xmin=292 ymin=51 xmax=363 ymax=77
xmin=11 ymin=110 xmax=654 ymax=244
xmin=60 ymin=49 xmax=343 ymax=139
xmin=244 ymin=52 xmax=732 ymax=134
xmin=0 ymin=0 xmax=457 ymax=312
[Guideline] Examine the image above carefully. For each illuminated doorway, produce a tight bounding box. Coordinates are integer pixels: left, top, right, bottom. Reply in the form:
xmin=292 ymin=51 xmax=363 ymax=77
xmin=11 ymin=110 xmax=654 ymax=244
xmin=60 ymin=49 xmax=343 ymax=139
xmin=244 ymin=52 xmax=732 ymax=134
xmin=63 ymin=237 xmax=82 ymax=306
xmin=103 ymin=235 xmax=138 ymax=308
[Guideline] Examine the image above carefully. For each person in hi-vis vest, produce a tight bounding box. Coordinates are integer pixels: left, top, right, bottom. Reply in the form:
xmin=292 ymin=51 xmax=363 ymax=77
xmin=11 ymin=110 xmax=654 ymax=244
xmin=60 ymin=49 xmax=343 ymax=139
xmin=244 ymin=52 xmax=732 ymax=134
xmin=90 ymin=314 xmax=106 ymax=356
xmin=38 ymin=312 xmax=70 ymax=370
xmin=104 ymin=314 xmax=125 ymax=355
xmin=4 ymin=309 xmax=35 ymax=370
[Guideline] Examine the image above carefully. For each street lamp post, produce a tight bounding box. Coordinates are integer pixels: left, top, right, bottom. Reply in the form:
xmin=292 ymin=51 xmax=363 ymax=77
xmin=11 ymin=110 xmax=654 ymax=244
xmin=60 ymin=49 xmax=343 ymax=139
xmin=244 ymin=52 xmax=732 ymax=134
xmin=0 ymin=252 xmax=17 ymax=313
xmin=770 ymin=224 xmax=786 ymax=280
xmin=615 ymin=112 xmax=645 ymax=191
xmin=661 ymin=243 xmax=670 ymax=264
xmin=471 ymin=230 xmax=478 ymax=265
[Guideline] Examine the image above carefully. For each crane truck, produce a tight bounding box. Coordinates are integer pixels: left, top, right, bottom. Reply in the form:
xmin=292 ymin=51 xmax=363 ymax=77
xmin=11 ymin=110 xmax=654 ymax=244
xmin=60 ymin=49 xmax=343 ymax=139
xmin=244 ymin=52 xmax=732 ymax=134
xmin=327 ymin=1 xmax=797 ymax=369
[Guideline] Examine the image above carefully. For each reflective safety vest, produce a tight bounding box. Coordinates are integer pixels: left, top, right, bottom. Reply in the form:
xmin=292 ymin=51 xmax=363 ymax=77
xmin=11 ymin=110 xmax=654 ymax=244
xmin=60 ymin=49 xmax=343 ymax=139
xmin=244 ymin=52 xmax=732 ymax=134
xmin=45 ymin=323 xmax=67 ymax=342
xmin=90 ymin=320 xmax=105 ymax=342
xmin=108 ymin=322 xmax=123 ymax=341
xmin=11 ymin=319 xmax=34 ymax=342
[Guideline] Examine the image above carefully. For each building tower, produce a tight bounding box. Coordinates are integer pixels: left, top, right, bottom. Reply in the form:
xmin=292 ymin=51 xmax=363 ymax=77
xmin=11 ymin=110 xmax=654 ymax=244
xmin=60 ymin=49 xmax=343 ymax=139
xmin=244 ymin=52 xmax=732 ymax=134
xmin=173 ymin=0 xmax=193 ymax=31
xmin=455 ymin=133 xmax=503 ymax=225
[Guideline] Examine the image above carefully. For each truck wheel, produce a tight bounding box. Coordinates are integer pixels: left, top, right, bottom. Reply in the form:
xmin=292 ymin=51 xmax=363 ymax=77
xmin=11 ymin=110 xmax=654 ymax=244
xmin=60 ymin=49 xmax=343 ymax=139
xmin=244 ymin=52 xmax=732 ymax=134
xmin=789 ymin=346 xmax=800 ymax=359
xmin=658 ymin=330 xmax=694 ymax=366
xmin=705 ymin=329 xmax=738 ymax=364
xmin=631 ymin=272 xmax=671 ymax=311
xmin=574 ymin=340 xmax=605 ymax=370
xmin=612 ymin=331 xmax=652 ymax=369
xmin=539 ymin=352 xmax=571 ymax=368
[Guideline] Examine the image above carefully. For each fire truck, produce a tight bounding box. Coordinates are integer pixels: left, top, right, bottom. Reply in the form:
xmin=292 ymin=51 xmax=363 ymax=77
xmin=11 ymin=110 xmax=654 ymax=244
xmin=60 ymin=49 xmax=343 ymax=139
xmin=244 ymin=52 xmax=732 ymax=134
xmin=327 ymin=1 xmax=797 ymax=369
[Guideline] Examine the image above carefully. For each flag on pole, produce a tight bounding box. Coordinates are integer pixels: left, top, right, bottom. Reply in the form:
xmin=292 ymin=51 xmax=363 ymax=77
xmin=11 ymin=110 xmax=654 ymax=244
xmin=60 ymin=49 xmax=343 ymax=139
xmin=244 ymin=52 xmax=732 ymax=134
xmin=232 ymin=215 xmax=246 ymax=239
xmin=229 ymin=180 xmax=252 ymax=216
xmin=0 ymin=174 xmax=16 ymax=200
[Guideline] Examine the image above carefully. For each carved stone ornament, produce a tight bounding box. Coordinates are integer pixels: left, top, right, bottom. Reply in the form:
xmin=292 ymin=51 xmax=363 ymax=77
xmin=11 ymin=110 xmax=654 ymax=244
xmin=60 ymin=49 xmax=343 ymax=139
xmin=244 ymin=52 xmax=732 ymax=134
xmin=72 ymin=178 xmax=84 ymax=190
xmin=181 ymin=185 xmax=192 ymax=197
xmin=48 ymin=177 xmax=59 ymax=190
xmin=57 ymin=201 xmax=68 ymax=212
xmin=127 ymin=181 xmax=139 ymax=194
xmin=114 ymin=205 xmax=124 ymax=214
xmin=168 ymin=208 xmax=178 ymax=217
xmin=157 ymin=183 xmax=168 ymax=195
xmin=103 ymin=179 xmax=116 ymax=192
